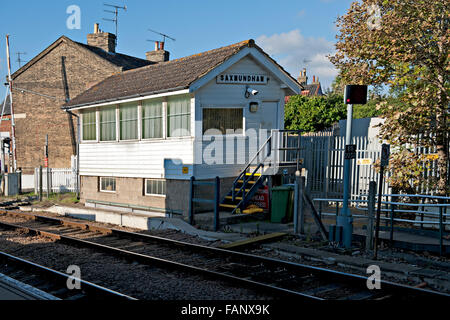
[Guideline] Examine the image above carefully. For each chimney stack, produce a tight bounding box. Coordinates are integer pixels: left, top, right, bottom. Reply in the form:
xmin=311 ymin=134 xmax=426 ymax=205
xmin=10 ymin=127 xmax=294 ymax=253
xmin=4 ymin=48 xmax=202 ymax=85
xmin=146 ymin=41 xmax=170 ymax=63
xmin=87 ymin=23 xmax=116 ymax=53
xmin=298 ymin=68 xmax=308 ymax=86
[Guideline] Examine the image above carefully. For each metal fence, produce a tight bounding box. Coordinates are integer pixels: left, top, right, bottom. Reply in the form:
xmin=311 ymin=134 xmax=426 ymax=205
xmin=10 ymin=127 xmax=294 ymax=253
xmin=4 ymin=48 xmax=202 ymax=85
xmin=34 ymin=168 xmax=78 ymax=194
xmin=299 ymin=131 xmax=444 ymax=199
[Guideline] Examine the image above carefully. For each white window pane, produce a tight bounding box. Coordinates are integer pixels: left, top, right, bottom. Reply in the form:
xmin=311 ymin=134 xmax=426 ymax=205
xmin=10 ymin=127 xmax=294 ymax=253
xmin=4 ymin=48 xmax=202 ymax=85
xmin=168 ymin=95 xmax=191 ymax=137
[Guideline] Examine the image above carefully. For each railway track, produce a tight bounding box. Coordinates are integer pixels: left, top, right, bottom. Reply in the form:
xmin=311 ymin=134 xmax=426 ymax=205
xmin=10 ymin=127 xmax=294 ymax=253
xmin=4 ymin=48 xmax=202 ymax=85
xmin=0 ymin=210 xmax=448 ymax=300
xmin=0 ymin=250 xmax=136 ymax=300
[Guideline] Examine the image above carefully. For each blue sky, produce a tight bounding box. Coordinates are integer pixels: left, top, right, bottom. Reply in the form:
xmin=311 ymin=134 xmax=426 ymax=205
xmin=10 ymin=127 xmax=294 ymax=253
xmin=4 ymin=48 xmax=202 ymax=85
xmin=0 ymin=0 xmax=354 ymax=92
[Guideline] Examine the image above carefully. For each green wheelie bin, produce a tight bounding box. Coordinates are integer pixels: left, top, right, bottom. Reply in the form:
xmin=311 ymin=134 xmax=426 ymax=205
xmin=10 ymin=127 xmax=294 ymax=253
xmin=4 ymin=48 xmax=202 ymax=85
xmin=271 ymin=186 xmax=294 ymax=223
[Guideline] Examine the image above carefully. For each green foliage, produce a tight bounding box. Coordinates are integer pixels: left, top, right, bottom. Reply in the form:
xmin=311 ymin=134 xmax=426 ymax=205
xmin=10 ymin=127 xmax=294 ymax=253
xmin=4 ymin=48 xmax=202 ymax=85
xmin=285 ymin=93 xmax=382 ymax=133
xmin=353 ymin=100 xmax=382 ymax=119
xmin=285 ymin=94 xmax=347 ymax=133
xmin=330 ymin=0 xmax=449 ymax=195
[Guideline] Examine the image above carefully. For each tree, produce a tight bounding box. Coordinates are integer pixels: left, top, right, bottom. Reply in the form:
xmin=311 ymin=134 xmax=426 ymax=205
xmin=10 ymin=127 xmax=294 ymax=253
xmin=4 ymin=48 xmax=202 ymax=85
xmin=285 ymin=94 xmax=347 ymax=133
xmin=330 ymin=0 xmax=449 ymax=195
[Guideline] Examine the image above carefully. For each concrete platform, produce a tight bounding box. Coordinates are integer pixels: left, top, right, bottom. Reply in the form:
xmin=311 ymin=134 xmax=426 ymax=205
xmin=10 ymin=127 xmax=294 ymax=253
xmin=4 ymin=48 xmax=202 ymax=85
xmin=0 ymin=273 xmax=59 ymax=300
xmin=21 ymin=205 xmax=247 ymax=243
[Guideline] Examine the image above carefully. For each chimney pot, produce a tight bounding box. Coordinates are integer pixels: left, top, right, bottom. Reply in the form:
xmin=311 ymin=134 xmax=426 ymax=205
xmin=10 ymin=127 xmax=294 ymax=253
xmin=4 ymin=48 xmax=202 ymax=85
xmin=160 ymin=42 xmax=165 ymax=51
xmin=94 ymin=23 xmax=99 ymax=34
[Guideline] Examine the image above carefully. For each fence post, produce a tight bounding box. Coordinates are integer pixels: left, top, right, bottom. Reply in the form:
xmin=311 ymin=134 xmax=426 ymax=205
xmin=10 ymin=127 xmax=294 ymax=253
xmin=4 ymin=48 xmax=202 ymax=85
xmin=39 ymin=166 xmax=43 ymax=202
xmin=298 ymin=175 xmax=306 ymax=235
xmin=294 ymin=171 xmax=300 ymax=234
xmin=366 ymin=181 xmax=376 ymax=252
xmin=188 ymin=176 xmax=195 ymax=226
xmin=214 ymin=177 xmax=220 ymax=232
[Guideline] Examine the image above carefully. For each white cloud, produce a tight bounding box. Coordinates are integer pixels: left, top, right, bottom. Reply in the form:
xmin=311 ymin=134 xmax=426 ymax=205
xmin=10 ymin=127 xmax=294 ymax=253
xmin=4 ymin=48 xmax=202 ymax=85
xmin=256 ymin=29 xmax=338 ymax=91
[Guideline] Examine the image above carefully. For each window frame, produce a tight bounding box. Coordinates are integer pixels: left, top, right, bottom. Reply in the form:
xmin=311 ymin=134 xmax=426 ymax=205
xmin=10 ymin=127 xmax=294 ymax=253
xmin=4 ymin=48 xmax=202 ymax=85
xmin=142 ymin=99 xmax=164 ymax=140
xmin=81 ymin=110 xmax=97 ymax=142
xmin=202 ymin=107 xmax=245 ymax=136
xmin=99 ymin=106 xmax=117 ymax=142
xmin=119 ymin=102 xmax=139 ymax=141
xmin=99 ymin=177 xmax=117 ymax=193
xmin=167 ymin=95 xmax=191 ymax=138
xmin=144 ymin=179 xmax=166 ymax=197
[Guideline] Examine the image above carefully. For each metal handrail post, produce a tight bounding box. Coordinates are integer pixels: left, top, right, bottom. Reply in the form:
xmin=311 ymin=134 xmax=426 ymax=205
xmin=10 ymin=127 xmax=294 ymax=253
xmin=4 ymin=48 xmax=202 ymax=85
xmin=214 ymin=177 xmax=220 ymax=232
xmin=439 ymin=206 xmax=443 ymax=256
xmin=188 ymin=176 xmax=195 ymax=225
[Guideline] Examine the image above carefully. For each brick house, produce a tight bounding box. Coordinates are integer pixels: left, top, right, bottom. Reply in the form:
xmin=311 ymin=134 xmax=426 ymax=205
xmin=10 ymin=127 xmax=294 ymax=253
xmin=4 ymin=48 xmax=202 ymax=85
xmin=10 ymin=24 xmax=152 ymax=175
xmin=0 ymin=94 xmax=12 ymax=172
xmin=297 ymin=68 xmax=324 ymax=97
xmin=0 ymin=95 xmax=11 ymax=135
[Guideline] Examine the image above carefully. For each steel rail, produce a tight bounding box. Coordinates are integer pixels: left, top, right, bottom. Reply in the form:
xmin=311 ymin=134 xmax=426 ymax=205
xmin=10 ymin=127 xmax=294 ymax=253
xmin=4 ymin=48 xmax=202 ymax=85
xmin=0 ymin=250 xmax=136 ymax=300
xmin=0 ymin=219 xmax=320 ymax=300
xmin=1 ymin=211 xmax=449 ymax=299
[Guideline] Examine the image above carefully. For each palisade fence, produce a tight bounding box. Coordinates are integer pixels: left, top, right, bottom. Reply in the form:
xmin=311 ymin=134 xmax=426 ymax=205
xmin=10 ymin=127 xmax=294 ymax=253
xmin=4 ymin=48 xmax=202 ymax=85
xmin=298 ymin=130 xmax=444 ymax=200
xmin=34 ymin=168 xmax=78 ymax=194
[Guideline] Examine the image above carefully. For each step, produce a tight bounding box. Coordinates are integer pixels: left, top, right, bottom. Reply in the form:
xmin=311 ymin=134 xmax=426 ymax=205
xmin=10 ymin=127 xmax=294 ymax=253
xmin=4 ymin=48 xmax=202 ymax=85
xmin=238 ymin=180 xmax=256 ymax=185
xmin=220 ymin=204 xmax=237 ymax=209
xmin=225 ymin=196 xmax=243 ymax=201
xmin=235 ymin=188 xmax=251 ymax=193
xmin=246 ymin=173 xmax=261 ymax=177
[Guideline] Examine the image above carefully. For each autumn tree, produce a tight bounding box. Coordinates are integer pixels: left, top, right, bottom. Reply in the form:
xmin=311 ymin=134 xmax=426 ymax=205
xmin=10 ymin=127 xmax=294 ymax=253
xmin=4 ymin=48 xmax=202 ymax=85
xmin=330 ymin=0 xmax=449 ymax=195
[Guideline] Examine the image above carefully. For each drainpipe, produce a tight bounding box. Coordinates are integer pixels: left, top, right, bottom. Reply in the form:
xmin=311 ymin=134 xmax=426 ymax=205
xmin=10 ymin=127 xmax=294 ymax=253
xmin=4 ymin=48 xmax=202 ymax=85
xmin=65 ymin=109 xmax=80 ymax=200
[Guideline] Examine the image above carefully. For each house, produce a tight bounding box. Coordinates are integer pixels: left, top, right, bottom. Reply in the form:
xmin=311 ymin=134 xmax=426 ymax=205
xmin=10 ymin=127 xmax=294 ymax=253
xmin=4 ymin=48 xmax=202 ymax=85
xmin=298 ymin=68 xmax=324 ymax=97
xmin=284 ymin=68 xmax=324 ymax=104
xmin=0 ymin=94 xmax=12 ymax=172
xmin=63 ymin=39 xmax=301 ymax=217
xmin=9 ymin=24 xmax=152 ymax=179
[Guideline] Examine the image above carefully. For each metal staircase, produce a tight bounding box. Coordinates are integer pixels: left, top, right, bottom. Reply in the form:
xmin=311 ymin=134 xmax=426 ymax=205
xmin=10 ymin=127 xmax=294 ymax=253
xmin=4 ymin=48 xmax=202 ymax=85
xmin=220 ymin=130 xmax=302 ymax=215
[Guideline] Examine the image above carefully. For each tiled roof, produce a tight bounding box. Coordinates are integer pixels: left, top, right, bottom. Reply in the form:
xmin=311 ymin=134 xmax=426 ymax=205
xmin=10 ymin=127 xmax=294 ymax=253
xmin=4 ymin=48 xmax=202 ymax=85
xmin=12 ymin=36 xmax=151 ymax=80
xmin=64 ymin=39 xmax=298 ymax=109
xmin=301 ymin=84 xmax=324 ymax=97
xmin=75 ymin=42 xmax=152 ymax=71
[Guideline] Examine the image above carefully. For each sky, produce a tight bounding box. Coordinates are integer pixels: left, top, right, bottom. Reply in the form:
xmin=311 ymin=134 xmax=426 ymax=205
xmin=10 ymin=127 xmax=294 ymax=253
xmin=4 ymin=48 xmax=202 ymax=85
xmin=0 ymin=0 xmax=354 ymax=93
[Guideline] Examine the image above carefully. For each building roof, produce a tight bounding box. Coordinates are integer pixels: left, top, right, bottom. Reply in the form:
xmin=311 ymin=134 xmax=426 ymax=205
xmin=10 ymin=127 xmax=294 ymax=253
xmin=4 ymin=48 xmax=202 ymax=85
xmin=12 ymin=36 xmax=151 ymax=80
xmin=0 ymin=94 xmax=11 ymax=116
xmin=64 ymin=39 xmax=301 ymax=109
xmin=75 ymin=41 xmax=152 ymax=71
xmin=301 ymin=83 xmax=324 ymax=97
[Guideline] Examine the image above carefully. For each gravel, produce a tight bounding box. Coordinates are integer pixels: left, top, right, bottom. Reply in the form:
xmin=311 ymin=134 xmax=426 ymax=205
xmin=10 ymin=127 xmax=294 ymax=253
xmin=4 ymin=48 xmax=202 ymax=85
xmin=0 ymin=226 xmax=272 ymax=300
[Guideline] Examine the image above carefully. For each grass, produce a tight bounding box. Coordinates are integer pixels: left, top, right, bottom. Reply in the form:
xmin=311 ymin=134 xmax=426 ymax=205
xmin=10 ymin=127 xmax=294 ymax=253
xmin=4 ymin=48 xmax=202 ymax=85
xmin=29 ymin=192 xmax=80 ymax=205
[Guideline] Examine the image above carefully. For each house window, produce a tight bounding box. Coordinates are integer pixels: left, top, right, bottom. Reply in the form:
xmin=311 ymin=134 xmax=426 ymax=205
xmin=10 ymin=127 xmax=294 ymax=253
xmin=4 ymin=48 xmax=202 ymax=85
xmin=142 ymin=99 xmax=163 ymax=139
xmin=120 ymin=103 xmax=138 ymax=140
xmin=203 ymin=108 xmax=243 ymax=135
xmin=145 ymin=179 xmax=166 ymax=196
xmin=100 ymin=177 xmax=116 ymax=193
xmin=82 ymin=110 xmax=97 ymax=141
xmin=100 ymin=107 xmax=117 ymax=141
xmin=167 ymin=95 xmax=191 ymax=137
